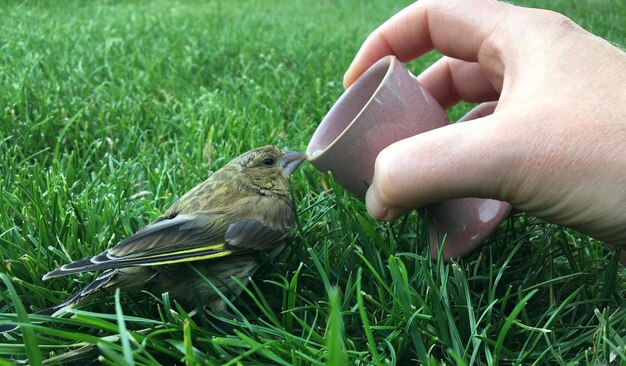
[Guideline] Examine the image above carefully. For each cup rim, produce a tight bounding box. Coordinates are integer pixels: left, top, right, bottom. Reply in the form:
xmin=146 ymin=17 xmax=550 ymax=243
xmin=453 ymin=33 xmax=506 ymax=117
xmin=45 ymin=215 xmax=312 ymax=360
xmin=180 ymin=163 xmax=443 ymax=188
xmin=307 ymin=55 xmax=398 ymax=161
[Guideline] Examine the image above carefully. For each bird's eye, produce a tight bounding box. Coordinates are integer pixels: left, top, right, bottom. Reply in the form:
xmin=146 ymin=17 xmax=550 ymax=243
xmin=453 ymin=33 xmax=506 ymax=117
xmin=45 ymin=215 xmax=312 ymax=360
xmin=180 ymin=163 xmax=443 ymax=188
xmin=261 ymin=157 xmax=275 ymax=166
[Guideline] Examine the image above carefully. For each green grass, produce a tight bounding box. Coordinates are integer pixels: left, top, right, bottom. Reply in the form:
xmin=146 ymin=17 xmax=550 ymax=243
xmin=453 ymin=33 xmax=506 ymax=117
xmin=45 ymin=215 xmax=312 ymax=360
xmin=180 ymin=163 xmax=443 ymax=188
xmin=1 ymin=0 xmax=625 ymax=364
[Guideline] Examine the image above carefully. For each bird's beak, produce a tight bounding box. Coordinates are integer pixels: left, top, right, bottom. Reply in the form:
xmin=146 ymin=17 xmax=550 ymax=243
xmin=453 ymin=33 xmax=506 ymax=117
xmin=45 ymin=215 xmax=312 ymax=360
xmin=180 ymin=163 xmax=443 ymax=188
xmin=281 ymin=151 xmax=307 ymax=176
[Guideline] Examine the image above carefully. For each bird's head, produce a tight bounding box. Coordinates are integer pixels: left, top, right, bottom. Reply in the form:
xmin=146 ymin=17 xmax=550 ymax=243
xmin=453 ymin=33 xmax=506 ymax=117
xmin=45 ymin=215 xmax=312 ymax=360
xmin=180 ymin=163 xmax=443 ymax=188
xmin=228 ymin=145 xmax=307 ymax=197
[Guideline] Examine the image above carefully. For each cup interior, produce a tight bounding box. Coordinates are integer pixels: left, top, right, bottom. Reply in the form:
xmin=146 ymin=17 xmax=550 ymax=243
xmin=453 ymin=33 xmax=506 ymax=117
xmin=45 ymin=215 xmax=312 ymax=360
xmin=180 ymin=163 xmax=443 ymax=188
xmin=307 ymin=58 xmax=392 ymax=156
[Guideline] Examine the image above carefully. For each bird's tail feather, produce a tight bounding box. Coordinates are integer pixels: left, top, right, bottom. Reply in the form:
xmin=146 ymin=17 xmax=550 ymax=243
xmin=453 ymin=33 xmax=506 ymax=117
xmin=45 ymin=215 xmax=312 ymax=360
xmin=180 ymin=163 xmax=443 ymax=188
xmin=0 ymin=269 xmax=119 ymax=334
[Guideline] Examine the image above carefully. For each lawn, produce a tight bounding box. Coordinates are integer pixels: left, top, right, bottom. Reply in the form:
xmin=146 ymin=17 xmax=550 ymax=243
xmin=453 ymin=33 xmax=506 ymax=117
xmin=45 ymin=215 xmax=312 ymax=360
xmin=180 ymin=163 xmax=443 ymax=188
xmin=1 ymin=0 xmax=625 ymax=364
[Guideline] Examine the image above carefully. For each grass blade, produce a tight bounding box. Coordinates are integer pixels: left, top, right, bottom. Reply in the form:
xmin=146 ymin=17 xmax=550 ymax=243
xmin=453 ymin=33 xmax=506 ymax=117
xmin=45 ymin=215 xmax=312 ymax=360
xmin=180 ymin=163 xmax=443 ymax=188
xmin=0 ymin=273 xmax=42 ymax=366
xmin=356 ymin=268 xmax=382 ymax=366
xmin=326 ymin=287 xmax=348 ymax=366
xmin=494 ymin=289 xmax=539 ymax=364
xmin=114 ymin=289 xmax=135 ymax=366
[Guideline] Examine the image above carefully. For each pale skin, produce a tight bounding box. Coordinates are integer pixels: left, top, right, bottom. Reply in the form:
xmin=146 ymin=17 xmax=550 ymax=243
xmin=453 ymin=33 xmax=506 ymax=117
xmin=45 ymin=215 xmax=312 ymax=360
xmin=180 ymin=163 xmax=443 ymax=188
xmin=344 ymin=0 xmax=626 ymax=254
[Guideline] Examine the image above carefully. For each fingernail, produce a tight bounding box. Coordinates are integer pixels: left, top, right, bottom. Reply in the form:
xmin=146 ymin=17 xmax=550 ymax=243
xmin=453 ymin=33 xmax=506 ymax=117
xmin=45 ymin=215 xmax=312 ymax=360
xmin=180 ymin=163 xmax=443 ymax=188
xmin=343 ymin=58 xmax=358 ymax=89
xmin=342 ymin=70 xmax=353 ymax=89
xmin=365 ymin=186 xmax=389 ymax=220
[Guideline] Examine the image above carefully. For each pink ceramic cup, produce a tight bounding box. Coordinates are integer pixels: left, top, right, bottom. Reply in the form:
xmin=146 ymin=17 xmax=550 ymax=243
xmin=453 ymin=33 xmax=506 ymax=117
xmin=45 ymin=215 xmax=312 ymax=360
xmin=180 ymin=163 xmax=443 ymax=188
xmin=307 ymin=56 xmax=511 ymax=259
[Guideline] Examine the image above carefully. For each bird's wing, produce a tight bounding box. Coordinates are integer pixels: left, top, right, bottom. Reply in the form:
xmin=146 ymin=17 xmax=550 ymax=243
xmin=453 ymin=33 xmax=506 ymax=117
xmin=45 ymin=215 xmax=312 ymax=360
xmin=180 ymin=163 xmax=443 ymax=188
xmin=43 ymin=213 xmax=231 ymax=279
xmin=225 ymin=219 xmax=292 ymax=251
xmin=43 ymin=212 xmax=290 ymax=279
xmin=109 ymin=213 xmax=226 ymax=257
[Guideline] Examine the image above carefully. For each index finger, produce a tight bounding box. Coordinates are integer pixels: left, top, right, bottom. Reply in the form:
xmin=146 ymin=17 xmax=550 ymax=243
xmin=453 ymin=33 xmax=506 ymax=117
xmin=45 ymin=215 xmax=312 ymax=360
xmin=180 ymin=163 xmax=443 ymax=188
xmin=343 ymin=0 xmax=515 ymax=88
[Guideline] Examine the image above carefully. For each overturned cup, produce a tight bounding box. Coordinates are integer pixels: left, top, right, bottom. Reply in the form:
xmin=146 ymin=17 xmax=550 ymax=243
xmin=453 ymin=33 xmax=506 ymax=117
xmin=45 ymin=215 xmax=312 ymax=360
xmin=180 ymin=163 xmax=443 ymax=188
xmin=307 ymin=56 xmax=511 ymax=259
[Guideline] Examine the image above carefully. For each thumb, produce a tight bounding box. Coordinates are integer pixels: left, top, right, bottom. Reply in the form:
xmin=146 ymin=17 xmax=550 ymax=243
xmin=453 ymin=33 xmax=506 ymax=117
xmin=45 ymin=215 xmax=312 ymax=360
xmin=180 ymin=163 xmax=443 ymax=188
xmin=366 ymin=108 xmax=510 ymax=221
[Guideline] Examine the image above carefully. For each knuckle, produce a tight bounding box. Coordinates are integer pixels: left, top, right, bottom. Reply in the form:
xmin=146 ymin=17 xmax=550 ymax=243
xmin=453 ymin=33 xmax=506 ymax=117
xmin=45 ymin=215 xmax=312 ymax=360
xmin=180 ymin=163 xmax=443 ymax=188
xmin=366 ymin=28 xmax=383 ymax=46
xmin=543 ymin=10 xmax=577 ymax=31
xmin=525 ymin=9 xmax=581 ymax=36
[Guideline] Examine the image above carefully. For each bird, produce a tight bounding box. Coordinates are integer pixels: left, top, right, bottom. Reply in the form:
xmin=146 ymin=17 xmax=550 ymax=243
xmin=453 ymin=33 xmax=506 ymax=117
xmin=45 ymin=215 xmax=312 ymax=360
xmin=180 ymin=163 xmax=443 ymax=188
xmin=0 ymin=145 xmax=307 ymax=332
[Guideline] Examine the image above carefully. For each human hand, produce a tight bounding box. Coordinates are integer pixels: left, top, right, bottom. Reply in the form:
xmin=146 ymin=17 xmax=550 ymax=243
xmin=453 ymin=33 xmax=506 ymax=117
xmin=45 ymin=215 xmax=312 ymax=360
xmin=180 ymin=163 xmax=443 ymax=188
xmin=344 ymin=0 xmax=626 ymax=249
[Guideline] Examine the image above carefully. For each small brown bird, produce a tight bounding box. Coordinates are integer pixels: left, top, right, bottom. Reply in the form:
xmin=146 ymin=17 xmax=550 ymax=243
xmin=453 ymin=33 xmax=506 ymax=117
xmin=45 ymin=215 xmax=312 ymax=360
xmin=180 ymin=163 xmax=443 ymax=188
xmin=1 ymin=146 xmax=306 ymax=332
